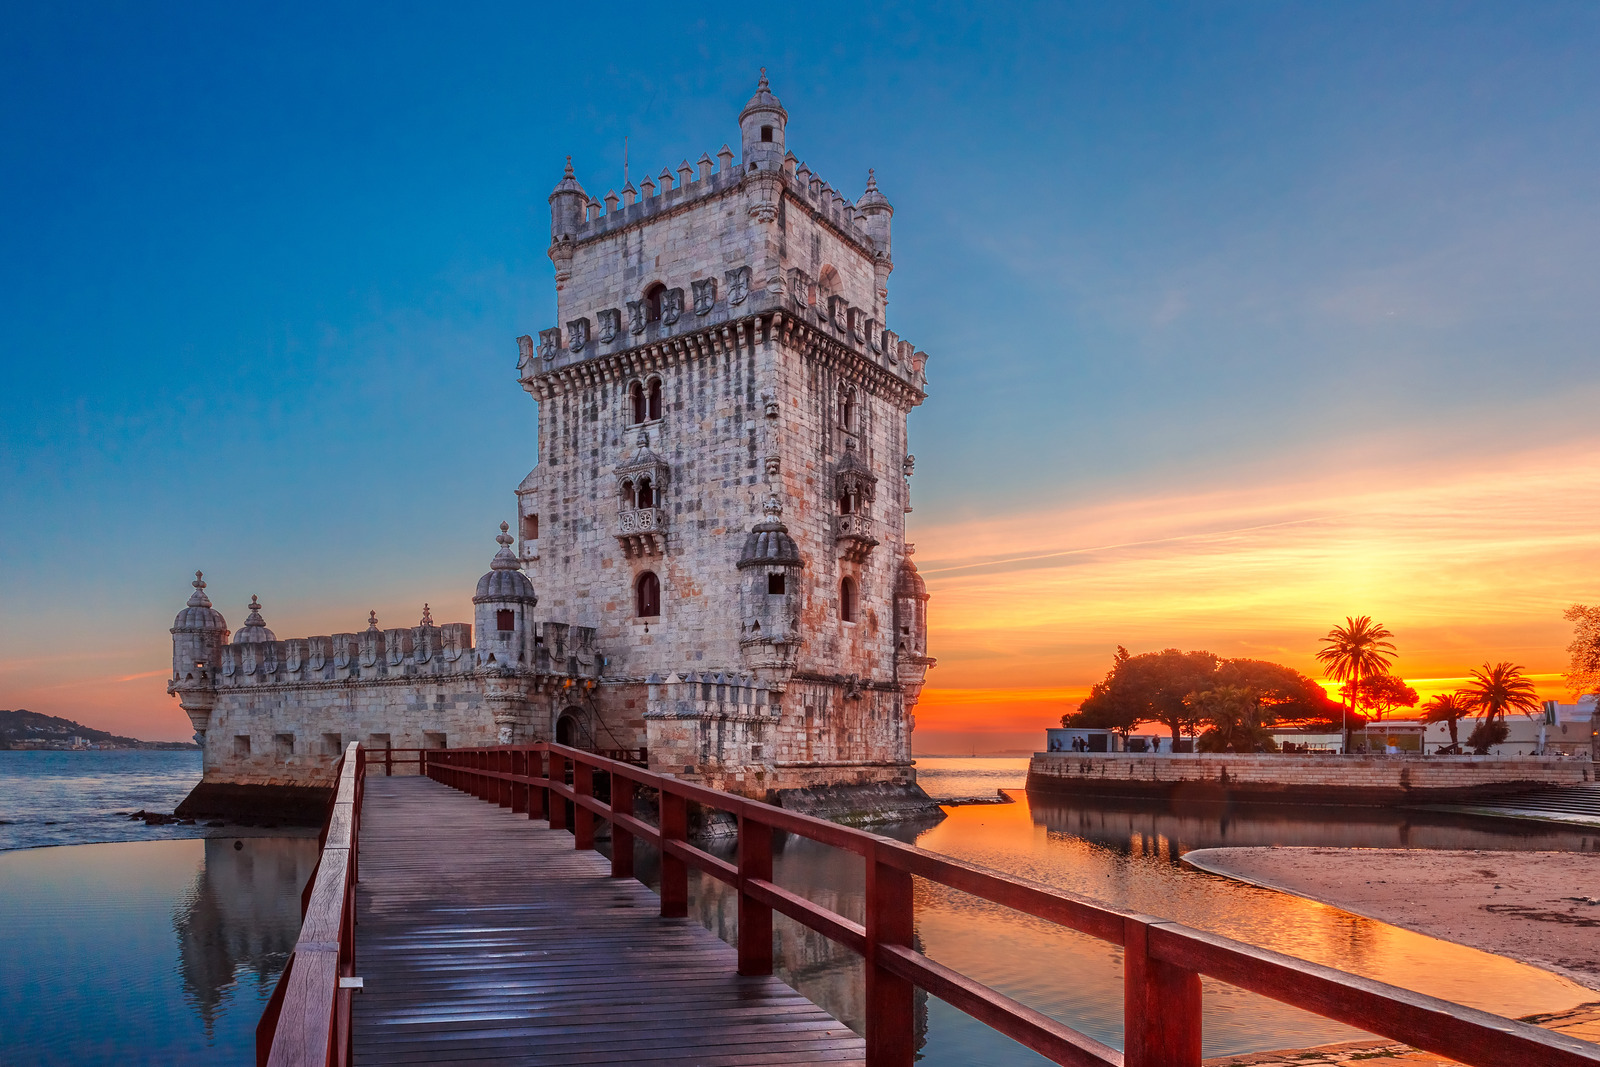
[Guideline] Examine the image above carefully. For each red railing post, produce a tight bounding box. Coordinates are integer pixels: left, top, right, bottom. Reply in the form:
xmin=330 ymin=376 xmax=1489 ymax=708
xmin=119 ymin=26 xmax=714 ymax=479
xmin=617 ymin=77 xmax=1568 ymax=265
xmin=737 ymin=811 xmax=773 ymax=976
xmin=530 ymin=747 xmax=547 ymax=821
xmin=610 ymin=773 xmax=635 ymax=879
xmin=384 ymin=746 xmax=392 ymax=777
xmin=499 ymin=749 xmax=512 ymax=809
xmin=1124 ymin=917 xmax=1202 ymax=1067
xmin=659 ymin=789 xmax=688 ymax=918
xmin=511 ymin=749 xmax=528 ymax=813
xmin=865 ymin=842 xmax=915 ymax=1067
xmin=573 ymin=758 xmax=595 ymax=850
xmin=549 ymin=751 xmax=567 ymax=831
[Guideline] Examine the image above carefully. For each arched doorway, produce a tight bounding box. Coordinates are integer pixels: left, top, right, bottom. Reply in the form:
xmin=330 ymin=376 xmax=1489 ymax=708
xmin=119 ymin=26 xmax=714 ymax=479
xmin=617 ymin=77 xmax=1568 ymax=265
xmin=555 ymin=710 xmax=586 ymax=749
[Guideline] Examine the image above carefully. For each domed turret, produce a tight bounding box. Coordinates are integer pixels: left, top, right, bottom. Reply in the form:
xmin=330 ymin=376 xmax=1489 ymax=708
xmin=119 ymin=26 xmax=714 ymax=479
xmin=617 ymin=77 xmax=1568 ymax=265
xmin=232 ymin=595 xmax=277 ymax=644
xmin=474 ymin=522 xmax=537 ymax=669
xmin=738 ymin=496 xmax=805 ymax=671
xmin=548 ymin=155 xmax=588 ymax=241
xmin=739 ymin=68 xmax=788 ymax=169
xmin=172 ymin=571 xmax=227 ymax=634
xmin=855 ymin=168 xmax=893 ymax=256
xmin=893 ymin=546 xmax=930 ymax=660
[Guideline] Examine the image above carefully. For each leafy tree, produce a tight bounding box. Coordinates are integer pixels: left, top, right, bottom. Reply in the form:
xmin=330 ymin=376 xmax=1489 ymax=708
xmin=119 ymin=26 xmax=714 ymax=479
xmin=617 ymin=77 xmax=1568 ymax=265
xmin=1066 ymin=647 xmax=1218 ymax=742
xmin=1190 ymin=685 xmax=1280 ymax=753
xmin=1348 ymin=673 xmax=1419 ymax=722
xmin=1466 ymin=719 xmax=1510 ymax=755
xmin=1315 ymin=616 xmax=1397 ymax=752
xmin=1420 ymin=691 xmax=1472 ymax=752
xmin=1564 ymin=604 xmax=1600 ymax=701
xmin=1462 ymin=661 xmax=1542 ymax=724
xmin=1215 ymin=659 xmax=1343 ymax=724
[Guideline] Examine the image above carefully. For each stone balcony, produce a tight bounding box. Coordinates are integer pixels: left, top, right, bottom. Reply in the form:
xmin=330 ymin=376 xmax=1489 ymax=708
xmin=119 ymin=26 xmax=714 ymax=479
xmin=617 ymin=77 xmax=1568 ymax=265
xmin=617 ymin=507 xmax=665 ymax=558
xmin=834 ymin=513 xmax=878 ymax=563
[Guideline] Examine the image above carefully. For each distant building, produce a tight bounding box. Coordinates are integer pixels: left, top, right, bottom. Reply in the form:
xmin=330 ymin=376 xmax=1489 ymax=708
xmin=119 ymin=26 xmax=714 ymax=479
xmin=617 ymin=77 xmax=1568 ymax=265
xmin=168 ymin=75 xmax=936 ymax=814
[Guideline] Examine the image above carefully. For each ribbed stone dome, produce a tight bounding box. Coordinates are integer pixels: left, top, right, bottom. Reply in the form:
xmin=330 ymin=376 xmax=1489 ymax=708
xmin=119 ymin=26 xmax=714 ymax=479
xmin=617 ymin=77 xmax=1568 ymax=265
xmin=232 ymin=595 xmax=277 ymax=644
xmin=473 ymin=522 xmax=538 ymax=604
xmin=738 ymin=496 xmax=802 ymax=569
xmin=171 ymin=572 xmax=228 ymax=632
xmin=740 ymin=69 xmax=787 ymax=123
xmin=895 ymin=551 xmax=928 ymax=600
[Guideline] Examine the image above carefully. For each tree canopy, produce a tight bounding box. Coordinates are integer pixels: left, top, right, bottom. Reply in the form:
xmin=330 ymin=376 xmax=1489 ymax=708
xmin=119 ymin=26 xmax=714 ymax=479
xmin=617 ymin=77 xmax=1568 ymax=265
xmin=1348 ymin=673 xmax=1419 ymax=721
xmin=1565 ymin=604 xmax=1600 ymax=700
xmin=1062 ymin=647 xmax=1340 ymax=745
xmin=1462 ymin=661 xmax=1541 ymax=723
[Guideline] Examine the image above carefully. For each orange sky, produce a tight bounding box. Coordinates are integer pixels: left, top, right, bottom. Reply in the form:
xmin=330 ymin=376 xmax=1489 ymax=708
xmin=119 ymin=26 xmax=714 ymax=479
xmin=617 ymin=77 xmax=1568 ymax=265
xmin=4 ymin=440 xmax=1596 ymax=748
xmin=913 ymin=439 xmax=1600 ymax=752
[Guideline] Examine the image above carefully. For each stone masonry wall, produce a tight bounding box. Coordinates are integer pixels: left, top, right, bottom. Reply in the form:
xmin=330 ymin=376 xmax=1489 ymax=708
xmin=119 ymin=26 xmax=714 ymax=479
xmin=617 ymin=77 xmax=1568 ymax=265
xmin=1027 ymin=752 xmax=1595 ymax=805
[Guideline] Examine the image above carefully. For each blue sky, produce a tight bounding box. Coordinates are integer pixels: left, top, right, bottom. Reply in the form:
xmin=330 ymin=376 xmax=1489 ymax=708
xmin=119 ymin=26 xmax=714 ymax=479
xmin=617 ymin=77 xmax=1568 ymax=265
xmin=3 ymin=3 xmax=1598 ymax=740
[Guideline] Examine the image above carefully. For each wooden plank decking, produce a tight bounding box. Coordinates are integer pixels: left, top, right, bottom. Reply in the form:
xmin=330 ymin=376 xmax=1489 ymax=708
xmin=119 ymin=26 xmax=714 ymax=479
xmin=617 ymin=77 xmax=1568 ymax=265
xmin=352 ymin=775 xmax=866 ymax=1066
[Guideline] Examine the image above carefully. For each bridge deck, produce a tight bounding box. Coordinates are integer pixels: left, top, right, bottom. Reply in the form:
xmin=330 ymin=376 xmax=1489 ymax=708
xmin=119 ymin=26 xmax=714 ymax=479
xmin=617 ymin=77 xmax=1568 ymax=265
xmin=352 ymin=776 xmax=865 ymax=1066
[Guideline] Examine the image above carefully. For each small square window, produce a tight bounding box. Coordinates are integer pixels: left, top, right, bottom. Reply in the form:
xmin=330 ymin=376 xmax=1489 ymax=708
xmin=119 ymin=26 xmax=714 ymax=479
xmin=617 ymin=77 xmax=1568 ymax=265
xmin=274 ymin=733 xmax=294 ymax=758
xmin=767 ymin=573 xmax=786 ymax=595
xmin=233 ymin=735 xmax=251 ymax=757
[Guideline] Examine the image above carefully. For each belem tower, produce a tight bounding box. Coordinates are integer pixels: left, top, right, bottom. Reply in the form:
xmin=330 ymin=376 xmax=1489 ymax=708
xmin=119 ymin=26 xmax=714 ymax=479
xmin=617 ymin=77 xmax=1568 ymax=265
xmin=168 ymin=74 xmax=936 ymax=819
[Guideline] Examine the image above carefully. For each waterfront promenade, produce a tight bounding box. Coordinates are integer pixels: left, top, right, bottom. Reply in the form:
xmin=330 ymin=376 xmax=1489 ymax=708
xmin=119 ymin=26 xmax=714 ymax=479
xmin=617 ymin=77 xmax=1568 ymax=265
xmin=352 ymin=775 xmax=864 ymax=1065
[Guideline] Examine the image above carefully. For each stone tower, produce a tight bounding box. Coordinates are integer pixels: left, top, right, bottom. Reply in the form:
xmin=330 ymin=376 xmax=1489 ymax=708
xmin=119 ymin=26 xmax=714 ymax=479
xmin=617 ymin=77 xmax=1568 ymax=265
xmin=514 ymin=72 xmax=935 ymax=794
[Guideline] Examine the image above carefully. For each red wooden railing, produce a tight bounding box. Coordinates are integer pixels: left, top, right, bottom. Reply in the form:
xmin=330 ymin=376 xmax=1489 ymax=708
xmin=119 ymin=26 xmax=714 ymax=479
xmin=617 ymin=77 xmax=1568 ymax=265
xmin=256 ymin=741 xmax=365 ymax=1067
xmin=426 ymin=743 xmax=1600 ymax=1067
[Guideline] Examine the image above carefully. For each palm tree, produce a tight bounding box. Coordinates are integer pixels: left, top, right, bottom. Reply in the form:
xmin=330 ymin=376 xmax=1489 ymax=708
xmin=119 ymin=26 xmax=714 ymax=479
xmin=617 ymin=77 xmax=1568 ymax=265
xmin=1420 ymin=691 xmax=1472 ymax=752
xmin=1315 ymin=616 xmax=1397 ymax=754
xmin=1462 ymin=662 xmax=1542 ymax=724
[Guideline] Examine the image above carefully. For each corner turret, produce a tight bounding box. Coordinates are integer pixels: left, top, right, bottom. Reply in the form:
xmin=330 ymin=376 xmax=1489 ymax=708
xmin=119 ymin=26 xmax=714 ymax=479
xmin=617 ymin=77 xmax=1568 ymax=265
xmin=856 ymin=169 xmax=894 ymax=312
xmin=168 ymin=571 xmax=228 ymax=745
xmin=738 ymin=495 xmax=805 ymax=672
xmin=738 ymin=69 xmax=788 ymax=170
xmin=473 ymin=522 xmax=538 ymax=671
xmin=548 ymin=156 xmax=587 ymax=291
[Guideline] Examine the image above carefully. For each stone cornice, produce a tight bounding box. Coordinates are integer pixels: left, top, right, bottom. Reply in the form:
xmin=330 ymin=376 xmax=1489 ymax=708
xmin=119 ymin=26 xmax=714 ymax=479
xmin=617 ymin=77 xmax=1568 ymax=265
xmin=524 ymin=310 xmax=926 ymax=412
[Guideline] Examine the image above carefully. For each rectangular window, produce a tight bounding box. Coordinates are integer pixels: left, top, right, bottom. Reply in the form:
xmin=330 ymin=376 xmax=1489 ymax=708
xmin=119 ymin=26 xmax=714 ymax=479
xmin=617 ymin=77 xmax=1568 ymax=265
xmin=274 ymin=733 xmax=294 ymax=758
xmin=423 ymin=731 xmax=447 ymax=750
xmin=496 ymin=609 xmax=515 ymax=631
xmin=767 ymin=573 xmax=786 ymax=595
xmin=232 ymin=735 xmax=251 ymax=757
xmin=522 ymin=514 xmax=539 ymax=539
xmin=368 ymin=733 xmax=391 ymax=751
xmin=322 ymin=732 xmax=343 ymax=756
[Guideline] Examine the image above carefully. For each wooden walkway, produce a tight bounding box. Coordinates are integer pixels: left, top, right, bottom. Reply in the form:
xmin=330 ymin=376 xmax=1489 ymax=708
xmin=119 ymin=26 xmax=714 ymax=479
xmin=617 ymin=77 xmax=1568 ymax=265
xmin=352 ymin=775 xmax=865 ymax=1066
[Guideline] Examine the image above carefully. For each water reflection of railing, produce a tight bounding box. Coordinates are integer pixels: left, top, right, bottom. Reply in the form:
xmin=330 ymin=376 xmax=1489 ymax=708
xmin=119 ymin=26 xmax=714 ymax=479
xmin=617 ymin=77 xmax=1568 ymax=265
xmin=256 ymin=742 xmax=364 ymax=1067
xmin=426 ymin=744 xmax=1600 ymax=1067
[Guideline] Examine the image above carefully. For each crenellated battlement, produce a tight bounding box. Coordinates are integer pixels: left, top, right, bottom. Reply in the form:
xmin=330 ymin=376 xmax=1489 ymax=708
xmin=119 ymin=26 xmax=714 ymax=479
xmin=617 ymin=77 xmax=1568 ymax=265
xmin=644 ymin=671 xmax=781 ymax=723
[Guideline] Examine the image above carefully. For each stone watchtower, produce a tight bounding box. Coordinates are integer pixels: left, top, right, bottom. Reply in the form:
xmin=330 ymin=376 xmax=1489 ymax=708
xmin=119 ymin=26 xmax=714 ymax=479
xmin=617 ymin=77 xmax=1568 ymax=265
xmin=514 ymin=73 xmax=935 ymax=796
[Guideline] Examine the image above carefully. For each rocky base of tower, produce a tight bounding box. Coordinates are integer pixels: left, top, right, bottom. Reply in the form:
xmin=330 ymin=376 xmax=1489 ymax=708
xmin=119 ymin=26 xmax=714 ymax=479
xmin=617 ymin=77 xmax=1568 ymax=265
xmin=174 ymin=781 xmax=336 ymax=825
xmin=773 ymin=780 xmax=945 ymax=827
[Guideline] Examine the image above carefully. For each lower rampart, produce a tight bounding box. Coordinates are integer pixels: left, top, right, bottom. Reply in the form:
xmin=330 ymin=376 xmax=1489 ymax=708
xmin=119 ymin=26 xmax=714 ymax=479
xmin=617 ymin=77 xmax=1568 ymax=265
xmin=1026 ymin=752 xmax=1595 ymax=806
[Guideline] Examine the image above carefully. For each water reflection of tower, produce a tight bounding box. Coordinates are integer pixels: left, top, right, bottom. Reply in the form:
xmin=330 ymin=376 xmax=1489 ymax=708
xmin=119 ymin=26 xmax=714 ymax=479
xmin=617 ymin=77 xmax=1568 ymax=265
xmin=173 ymin=838 xmax=319 ymax=1036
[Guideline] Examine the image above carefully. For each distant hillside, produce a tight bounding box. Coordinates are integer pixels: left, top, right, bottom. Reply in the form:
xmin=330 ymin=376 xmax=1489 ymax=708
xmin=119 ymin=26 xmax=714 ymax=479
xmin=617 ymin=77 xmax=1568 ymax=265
xmin=0 ymin=709 xmax=198 ymax=750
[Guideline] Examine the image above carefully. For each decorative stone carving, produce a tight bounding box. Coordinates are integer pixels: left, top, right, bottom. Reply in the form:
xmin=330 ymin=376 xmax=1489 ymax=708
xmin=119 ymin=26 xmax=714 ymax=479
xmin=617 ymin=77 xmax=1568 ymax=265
xmin=517 ymin=334 xmax=534 ymax=372
xmin=829 ymin=296 xmax=849 ymax=332
xmin=881 ymin=329 xmax=899 ymax=363
xmin=849 ymin=307 xmax=867 ymax=343
xmin=726 ymin=266 xmax=751 ymax=306
xmin=661 ymin=287 xmax=685 ymax=325
xmin=868 ymin=318 xmax=883 ymax=353
xmin=567 ymin=316 xmax=590 ymax=353
xmin=903 ymin=454 xmax=915 ymax=477
xmin=627 ymin=300 xmax=647 ymax=335
xmin=597 ymin=308 xmax=620 ymax=344
xmin=764 ymin=453 xmax=780 ymax=477
xmin=787 ymin=268 xmax=811 ymax=308
xmin=691 ymin=277 xmax=716 ymax=315
xmin=762 ymin=391 xmax=780 ymax=418
xmin=537 ymin=327 xmax=561 ymax=362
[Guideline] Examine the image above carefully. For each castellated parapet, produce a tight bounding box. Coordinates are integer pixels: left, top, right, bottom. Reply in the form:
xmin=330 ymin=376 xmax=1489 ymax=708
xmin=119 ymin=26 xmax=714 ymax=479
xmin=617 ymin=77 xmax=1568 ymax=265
xmin=169 ymin=73 xmax=936 ymax=819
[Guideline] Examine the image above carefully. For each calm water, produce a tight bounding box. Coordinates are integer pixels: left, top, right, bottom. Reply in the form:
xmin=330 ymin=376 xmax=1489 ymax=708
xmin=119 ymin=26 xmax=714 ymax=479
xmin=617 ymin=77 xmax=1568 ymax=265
xmin=0 ymin=751 xmax=318 ymax=1066
xmin=658 ymin=757 xmax=1599 ymax=1063
xmin=3 ymin=754 xmax=1596 ymax=1065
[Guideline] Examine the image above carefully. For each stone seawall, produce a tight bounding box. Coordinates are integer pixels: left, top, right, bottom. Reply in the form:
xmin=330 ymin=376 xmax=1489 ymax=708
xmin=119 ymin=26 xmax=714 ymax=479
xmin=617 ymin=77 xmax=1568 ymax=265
xmin=1026 ymin=752 xmax=1594 ymax=806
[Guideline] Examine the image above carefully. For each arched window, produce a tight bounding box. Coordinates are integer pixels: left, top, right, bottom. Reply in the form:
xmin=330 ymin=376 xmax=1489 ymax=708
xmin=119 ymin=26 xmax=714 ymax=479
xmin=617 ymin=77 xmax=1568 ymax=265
xmin=839 ymin=386 xmax=856 ymax=432
xmin=636 ymin=476 xmax=654 ymax=509
xmin=840 ymin=577 xmax=857 ymax=623
xmin=636 ymin=571 xmax=661 ymax=618
xmin=496 ymin=609 xmax=515 ymax=632
xmin=838 ymin=489 xmax=857 ymax=515
xmin=647 ymin=378 xmax=663 ymax=421
xmin=645 ymin=283 xmax=665 ymax=323
xmin=620 ymin=478 xmax=636 ymax=508
xmin=629 ymin=381 xmax=646 ymax=424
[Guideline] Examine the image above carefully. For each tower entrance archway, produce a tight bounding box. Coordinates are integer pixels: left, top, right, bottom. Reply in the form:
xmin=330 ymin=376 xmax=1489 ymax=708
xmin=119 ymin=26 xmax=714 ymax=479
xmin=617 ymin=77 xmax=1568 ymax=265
xmin=555 ymin=709 xmax=588 ymax=749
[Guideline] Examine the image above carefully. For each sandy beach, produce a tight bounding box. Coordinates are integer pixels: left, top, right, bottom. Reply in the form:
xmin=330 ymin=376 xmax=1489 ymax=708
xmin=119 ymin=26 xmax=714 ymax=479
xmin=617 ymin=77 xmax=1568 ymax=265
xmin=1184 ymin=846 xmax=1600 ymax=991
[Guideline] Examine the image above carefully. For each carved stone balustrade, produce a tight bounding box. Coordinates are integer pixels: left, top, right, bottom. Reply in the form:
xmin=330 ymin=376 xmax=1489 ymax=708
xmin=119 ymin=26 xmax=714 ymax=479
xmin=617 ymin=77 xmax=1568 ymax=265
xmin=834 ymin=513 xmax=878 ymax=562
xmin=617 ymin=507 xmax=666 ymax=558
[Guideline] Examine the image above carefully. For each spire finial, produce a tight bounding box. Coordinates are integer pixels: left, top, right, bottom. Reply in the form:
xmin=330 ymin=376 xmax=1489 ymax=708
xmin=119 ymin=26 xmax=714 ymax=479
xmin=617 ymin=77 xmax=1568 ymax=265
xmin=636 ymin=429 xmax=650 ymax=448
xmin=420 ymin=603 xmax=434 ymax=627
xmin=564 ymin=155 xmax=574 ymax=178
xmin=193 ymin=570 xmax=205 ymax=591
xmin=763 ymin=493 xmax=783 ymax=519
xmin=368 ymin=609 xmax=379 ymax=631
xmin=186 ymin=571 xmax=214 ymax=608
xmin=865 ymin=168 xmax=878 ymax=191
xmin=497 ymin=520 xmax=514 ymax=548
xmin=490 ymin=521 xmax=521 ymax=570
xmin=758 ymin=67 xmax=768 ymax=90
